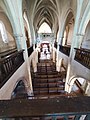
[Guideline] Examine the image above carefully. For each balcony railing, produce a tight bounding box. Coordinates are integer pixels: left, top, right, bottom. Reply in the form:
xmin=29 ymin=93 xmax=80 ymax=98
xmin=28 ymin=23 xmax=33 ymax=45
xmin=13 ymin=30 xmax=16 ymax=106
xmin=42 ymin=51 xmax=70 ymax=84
xmin=27 ymin=46 xmax=33 ymax=57
xmin=0 ymin=48 xmax=17 ymax=58
xmin=59 ymin=45 xmax=71 ymax=56
xmin=0 ymin=96 xmax=90 ymax=119
xmin=54 ymin=42 xmax=57 ymax=49
xmin=0 ymin=50 xmax=24 ymax=88
xmin=74 ymin=48 xmax=90 ymax=69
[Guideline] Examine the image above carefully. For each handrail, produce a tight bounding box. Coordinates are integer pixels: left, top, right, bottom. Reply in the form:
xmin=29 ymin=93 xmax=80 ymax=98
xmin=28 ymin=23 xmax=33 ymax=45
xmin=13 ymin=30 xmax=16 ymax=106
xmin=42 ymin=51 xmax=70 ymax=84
xmin=0 ymin=48 xmax=17 ymax=58
xmin=27 ymin=46 xmax=33 ymax=57
xmin=59 ymin=45 xmax=71 ymax=56
xmin=74 ymin=48 xmax=90 ymax=53
xmin=74 ymin=48 xmax=90 ymax=69
xmin=0 ymin=50 xmax=24 ymax=88
xmin=0 ymin=96 xmax=90 ymax=119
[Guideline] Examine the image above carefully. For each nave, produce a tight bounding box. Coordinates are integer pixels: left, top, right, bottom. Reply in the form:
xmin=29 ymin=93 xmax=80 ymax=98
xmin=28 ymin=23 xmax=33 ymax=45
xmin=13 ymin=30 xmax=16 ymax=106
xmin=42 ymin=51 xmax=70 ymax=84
xmin=11 ymin=54 xmax=83 ymax=100
xmin=32 ymin=60 xmax=66 ymax=98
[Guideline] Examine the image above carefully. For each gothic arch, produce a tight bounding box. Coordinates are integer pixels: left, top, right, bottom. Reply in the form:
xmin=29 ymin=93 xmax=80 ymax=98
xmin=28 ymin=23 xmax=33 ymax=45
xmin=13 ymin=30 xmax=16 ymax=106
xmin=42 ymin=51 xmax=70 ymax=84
xmin=67 ymin=76 xmax=87 ymax=94
xmin=58 ymin=8 xmax=74 ymax=44
xmin=11 ymin=77 xmax=28 ymax=99
xmin=78 ymin=1 xmax=90 ymax=35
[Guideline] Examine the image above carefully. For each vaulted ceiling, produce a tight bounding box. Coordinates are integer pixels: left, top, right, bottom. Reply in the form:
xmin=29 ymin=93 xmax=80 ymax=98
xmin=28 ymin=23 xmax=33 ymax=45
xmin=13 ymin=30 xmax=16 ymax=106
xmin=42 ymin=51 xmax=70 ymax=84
xmin=33 ymin=0 xmax=58 ymax=31
xmin=24 ymin=0 xmax=59 ymax=33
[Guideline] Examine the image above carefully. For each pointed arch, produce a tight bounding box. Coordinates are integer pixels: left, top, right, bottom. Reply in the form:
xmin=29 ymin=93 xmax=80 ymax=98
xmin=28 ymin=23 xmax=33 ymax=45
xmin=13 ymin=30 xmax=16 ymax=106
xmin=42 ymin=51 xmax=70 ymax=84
xmin=58 ymin=8 xmax=74 ymax=44
xmin=78 ymin=1 xmax=90 ymax=35
xmin=11 ymin=77 xmax=29 ymax=99
xmin=67 ymin=76 xmax=88 ymax=94
xmin=38 ymin=22 xmax=52 ymax=33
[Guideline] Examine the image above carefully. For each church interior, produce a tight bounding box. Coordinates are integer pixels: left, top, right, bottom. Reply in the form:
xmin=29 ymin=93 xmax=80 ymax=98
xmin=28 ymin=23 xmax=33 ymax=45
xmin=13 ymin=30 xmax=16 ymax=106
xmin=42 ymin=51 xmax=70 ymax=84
xmin=0 ymin=0 xmax=90 ymax=120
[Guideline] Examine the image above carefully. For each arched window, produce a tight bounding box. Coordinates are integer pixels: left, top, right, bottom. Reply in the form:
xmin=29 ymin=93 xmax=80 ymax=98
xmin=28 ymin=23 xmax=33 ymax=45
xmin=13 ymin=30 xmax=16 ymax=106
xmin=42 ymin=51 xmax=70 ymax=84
xmin=38 ymin=22 xmax=52 ymax=33
xmin=0 ymin=21 xmax=8 ymax=43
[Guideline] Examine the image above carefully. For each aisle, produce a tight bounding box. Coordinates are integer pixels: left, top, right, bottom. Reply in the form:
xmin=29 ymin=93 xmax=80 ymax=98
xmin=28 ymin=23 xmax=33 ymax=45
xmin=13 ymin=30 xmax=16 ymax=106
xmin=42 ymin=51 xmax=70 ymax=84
xmin=32 ymin=60 xmax=66 ymax=98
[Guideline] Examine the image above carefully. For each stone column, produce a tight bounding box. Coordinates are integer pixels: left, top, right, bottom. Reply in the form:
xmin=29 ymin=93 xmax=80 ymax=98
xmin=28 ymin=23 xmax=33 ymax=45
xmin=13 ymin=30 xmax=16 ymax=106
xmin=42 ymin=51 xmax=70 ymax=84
xmin=56 ymin=37 xmax=64 ymax=71
xmin=65 ymin=34 xmax=84 ymax=92
xmin=76 ymin=34 xmax=85 ymax=48
xmin=14 ymin=34 xmax=33 ymax=95
xmin=53 ymin=49 xmax=56 ymax=63
xmin=14 ymin=34 xmax=23 ymax=50
xmin=56 ymin=42 xmax=60 ymax=71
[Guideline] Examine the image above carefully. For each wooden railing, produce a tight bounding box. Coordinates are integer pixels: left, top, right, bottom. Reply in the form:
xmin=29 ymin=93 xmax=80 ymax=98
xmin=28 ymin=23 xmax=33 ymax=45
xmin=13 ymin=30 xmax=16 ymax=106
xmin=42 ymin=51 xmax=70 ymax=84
xmin=74 ymin=48 xmax=90 ymax=69
xmin=0 ymin=48 xmax=17 ymax=58
xmin=0 ymin=96 xmax=90 ymax=119
xmin=54 ymin=42 xmax=57 ymax=49
xmin=59 ymin=45 xmax=71 ymax=56
xmin=0 ymin=50 xmax=24 ymax=88
xmin=27 ymin=46 xmax=33 ymax=57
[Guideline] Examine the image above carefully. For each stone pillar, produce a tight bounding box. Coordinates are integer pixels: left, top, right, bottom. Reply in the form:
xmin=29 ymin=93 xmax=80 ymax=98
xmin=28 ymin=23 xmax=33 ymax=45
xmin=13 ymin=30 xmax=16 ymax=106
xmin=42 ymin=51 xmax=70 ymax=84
xmin=26 ymin=59 xmax=33 ymax=95
xmin=32 ymin=58 xmax=37 ymax=73
xmin=14 ymin=34 xmax=23 ymax=50
xmin=52 ymin=41 xmax=55 ymax=63
xmin=56 ymin=42 xmax=60 ymax=71
xmin=56 ymin=37 xmax=63 ymax=71
xmin=64 ymin=0 xmax=84 ymax=92
xmin=59 ymin=37 xmax=64 ymax=45
xmin=14 ymin=34 xmax=33 ymax=95
xmin=65 ymin=34 xmax=84 ymax=92
xmin=76 ymin=34 xmax=85 ymax=48
xmin=65 ymin=62 xmax=71 ymax=92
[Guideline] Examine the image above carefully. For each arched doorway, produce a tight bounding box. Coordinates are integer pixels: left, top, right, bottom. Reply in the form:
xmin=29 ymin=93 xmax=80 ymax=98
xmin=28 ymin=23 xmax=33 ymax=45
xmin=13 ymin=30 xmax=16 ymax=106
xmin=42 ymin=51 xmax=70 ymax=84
xmin=68 ymin=77 xmax=89 ymax=96
xmin=11 ymin=80 xmax=28 ymax=99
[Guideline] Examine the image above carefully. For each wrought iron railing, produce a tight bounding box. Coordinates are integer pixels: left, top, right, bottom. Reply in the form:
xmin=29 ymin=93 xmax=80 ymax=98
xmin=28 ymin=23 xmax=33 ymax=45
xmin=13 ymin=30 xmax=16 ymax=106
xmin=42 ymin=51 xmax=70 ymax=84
xmin=74 ymin=48 xmax=90 ymax=69
xmin=27 ymin=46 xmax=33 ymax=57
xmin=0 ymin=96 xmax=90 ymax=119
xmin=59 ymin=45 xmax=71 ymax=56
xmin=54 ymin=42 xmax=57 ymax=49
xmin=0 ymin=50 xmax=24 ymax=88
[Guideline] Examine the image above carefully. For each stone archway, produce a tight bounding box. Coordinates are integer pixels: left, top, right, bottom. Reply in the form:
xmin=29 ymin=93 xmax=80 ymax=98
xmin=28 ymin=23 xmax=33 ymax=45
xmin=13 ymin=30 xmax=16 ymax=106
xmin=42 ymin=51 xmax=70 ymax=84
xmin=77 ymin=2 xmax=90 ymax=49
xmin=67 ymin=76 xmax=88 ymax=95
xmin=11 ymin=77 xmax=29 ymax=99
xmin=60 ymin=10 xmax=74 ymax=46
xmin=57 ymin=9 xmax=74 ymax=44
xmin=80 ymin=21 xmax=90 ymax=49
xmin=78 ymin=2 xmax=90 ymax=35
